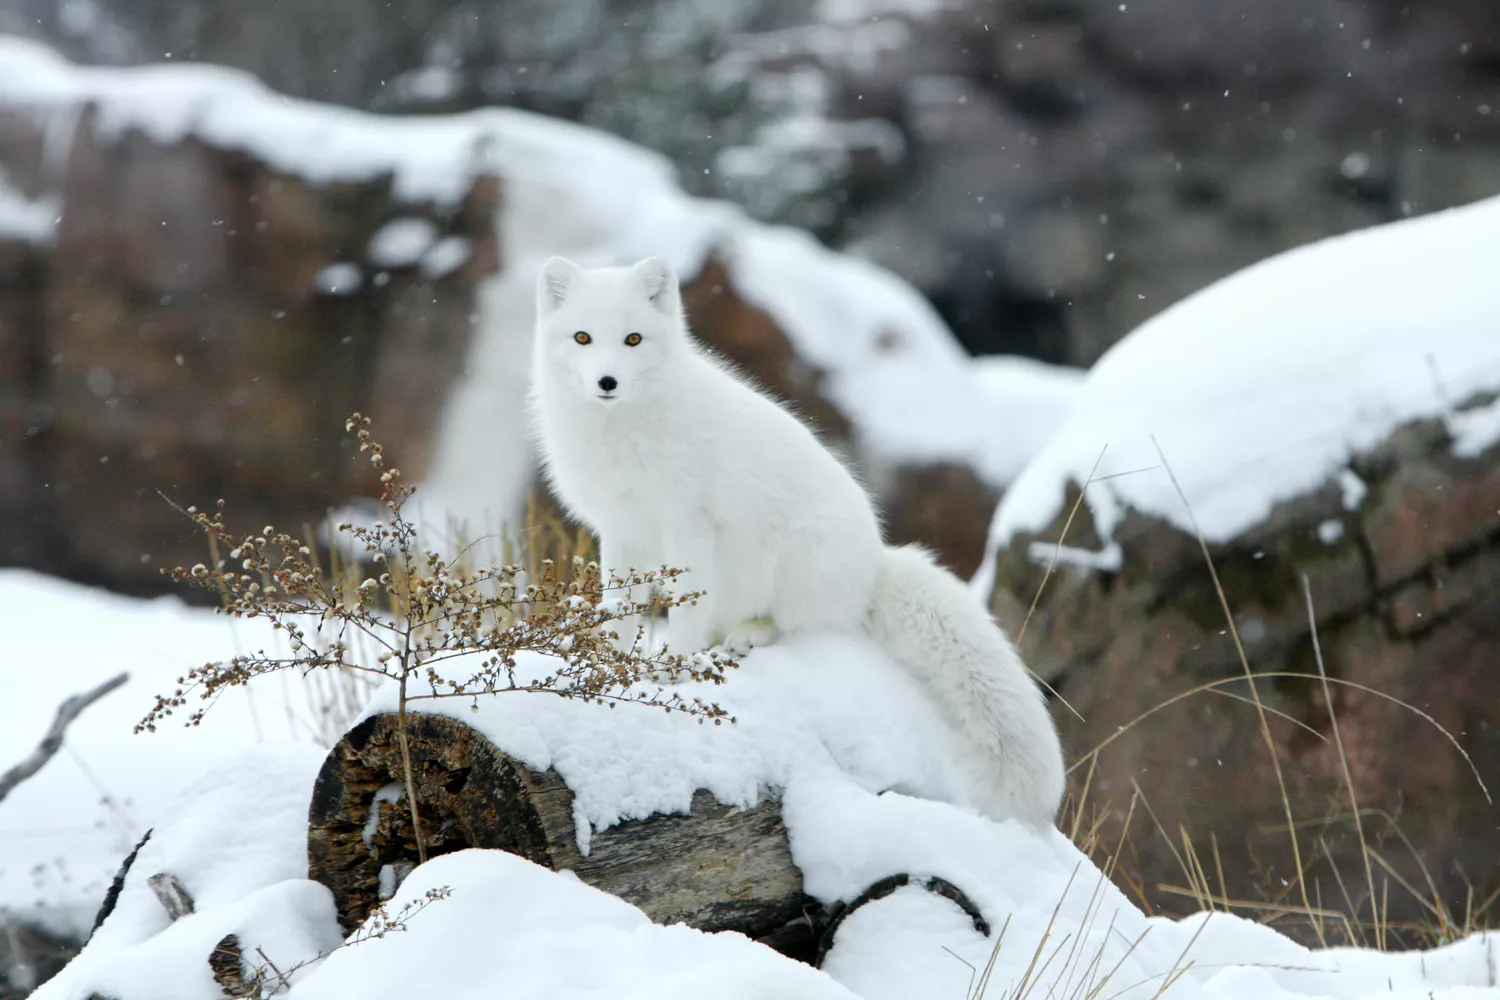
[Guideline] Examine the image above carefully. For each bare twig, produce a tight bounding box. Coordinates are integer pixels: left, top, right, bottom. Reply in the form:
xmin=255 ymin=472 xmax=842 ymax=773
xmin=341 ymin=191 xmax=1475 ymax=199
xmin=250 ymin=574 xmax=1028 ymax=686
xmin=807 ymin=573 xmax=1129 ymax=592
xmin=0 ymin=671 xmax=129 ymax=804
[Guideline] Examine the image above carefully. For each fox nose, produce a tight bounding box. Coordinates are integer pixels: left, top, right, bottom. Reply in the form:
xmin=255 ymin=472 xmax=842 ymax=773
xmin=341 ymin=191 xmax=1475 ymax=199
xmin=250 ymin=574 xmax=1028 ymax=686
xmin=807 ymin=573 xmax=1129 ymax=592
xmin=598 ymin=376 xmax=617 ymax=393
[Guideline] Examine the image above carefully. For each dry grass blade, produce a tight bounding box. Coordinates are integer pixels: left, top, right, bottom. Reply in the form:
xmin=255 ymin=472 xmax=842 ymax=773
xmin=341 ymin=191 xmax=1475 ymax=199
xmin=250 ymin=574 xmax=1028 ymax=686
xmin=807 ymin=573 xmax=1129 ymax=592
xmin=942 ymin=945 xmax=978 ymax=1000
xmin=1084 ymin=923 xmax=1151 ymax=1000
xmin=1154 ymin=885 xmax=1349 ymax=923
xmin=1102 ymin=912 xmax=1210 ymax=1000
xmin=1017 ymin=445 xmax=1109 ymax=649
xmin=982 ymin=864 xmax=1078 ymax=998
xmin=1070 ymin=672 xmax=1486 ymax=804
xmin=973 ymin=913 xmax=1012 ymax=999
xmin=1148 ymin=435 xmax=1323 ymax=946
xmin=1127 ymin=780 xmax=1202 ymax=913
xmin=1055 ymin=869 xmax=1113 ymax=1000
xmin=1301 ymin=573 xmax=1382 ymax=949
xmin=1066 ymin=753 xmax=1101 ymax=849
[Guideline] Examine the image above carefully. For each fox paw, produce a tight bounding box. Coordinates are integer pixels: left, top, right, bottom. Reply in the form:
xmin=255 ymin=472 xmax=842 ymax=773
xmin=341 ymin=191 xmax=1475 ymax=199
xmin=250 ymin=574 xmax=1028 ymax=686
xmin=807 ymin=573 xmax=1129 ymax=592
xmin=717 ymin=618 xmax=780 ymax=658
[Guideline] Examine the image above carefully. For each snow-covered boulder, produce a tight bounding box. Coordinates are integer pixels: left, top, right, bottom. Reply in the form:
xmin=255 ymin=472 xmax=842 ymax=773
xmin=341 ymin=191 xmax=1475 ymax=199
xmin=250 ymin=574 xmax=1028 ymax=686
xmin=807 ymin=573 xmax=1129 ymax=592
xmin=978 ymin=193 xmax=1500 ymax=936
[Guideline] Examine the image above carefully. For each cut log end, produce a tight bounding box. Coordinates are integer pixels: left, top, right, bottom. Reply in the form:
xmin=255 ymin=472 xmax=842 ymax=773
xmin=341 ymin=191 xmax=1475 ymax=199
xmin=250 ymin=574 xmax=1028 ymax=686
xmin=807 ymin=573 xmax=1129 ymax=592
xmin=307 ymin=712 xmax=806 ymax=940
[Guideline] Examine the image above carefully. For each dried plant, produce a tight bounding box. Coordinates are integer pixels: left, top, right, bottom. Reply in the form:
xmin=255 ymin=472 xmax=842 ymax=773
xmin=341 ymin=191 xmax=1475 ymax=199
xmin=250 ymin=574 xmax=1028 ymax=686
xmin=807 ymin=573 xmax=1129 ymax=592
xmin=235 ymin=886 xmax=455 ymax=997
xmin=142 ymin=413 xmax=736 ymax=862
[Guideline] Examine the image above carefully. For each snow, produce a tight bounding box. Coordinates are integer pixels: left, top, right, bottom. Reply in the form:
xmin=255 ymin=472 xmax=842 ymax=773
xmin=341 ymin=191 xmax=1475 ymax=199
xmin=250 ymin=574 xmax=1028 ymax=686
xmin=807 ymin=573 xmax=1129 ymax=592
xmin=979 ymin=195 xmax=1500 ymax=595
xmin=418 ymin=235 xmax=472 ymax=279
xmin=972 ymin=356 xmax=1086 ymax=485
xmin=1450 ymin=393 xmax=1500 ymax=460
xmin=1338 ymin=468 xmax=1368 ymax=511
xmin=359 ymin=633 xmax=986 ymax=852
xmin=6 ymin=571 xmax=1499 ymax=1000
xmin=313 ymin=262 xmax=362 ymax=296
xmin=40 ymin=879 xmax=338 ymax=1000
xmin=365 ymin=217 xmax=438 ymax=269
xmin=283 ymin=850 xmax=857 ymax=1000
xmin=0 ymin=37 xmax=1077 ymax=544
xmin=0 ymin=38 xmax=488 ymax=206
xmin=0 ymin=169 xmax=58 ymax=245
xmin=36 ymin=747 xmax=339 ymax=1000
xmin=0 ymin=571 xmax=340 ymax=940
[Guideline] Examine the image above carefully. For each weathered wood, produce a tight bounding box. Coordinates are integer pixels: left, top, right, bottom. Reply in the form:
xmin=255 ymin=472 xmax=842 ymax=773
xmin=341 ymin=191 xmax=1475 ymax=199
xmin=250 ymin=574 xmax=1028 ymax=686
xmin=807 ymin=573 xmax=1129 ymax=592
xmin=209 ymin=933 xmax=255 ymax=998
xmin=147 ymin=872 xmax=195 ymax=921
xmin=307 ymin=712 xmax=806 ymax=940
xmin=815 ymin=873 xmax=990 ymax=966
xmin=90 ymin=830 xmax=151 ymax=937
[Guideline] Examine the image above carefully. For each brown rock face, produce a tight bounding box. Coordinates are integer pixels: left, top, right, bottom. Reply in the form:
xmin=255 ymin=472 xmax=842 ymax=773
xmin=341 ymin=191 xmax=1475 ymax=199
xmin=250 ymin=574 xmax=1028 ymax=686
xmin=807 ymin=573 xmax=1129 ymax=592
xmin=987 ymin=412 xmax=1500 ymax=943
xmin=0 ymin=110 xmax=497 ymax=594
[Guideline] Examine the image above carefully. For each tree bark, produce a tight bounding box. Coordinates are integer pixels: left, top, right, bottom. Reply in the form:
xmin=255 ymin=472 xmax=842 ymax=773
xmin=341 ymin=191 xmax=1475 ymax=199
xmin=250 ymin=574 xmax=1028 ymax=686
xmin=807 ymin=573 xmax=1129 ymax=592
xmin=306 ymin=712 xmax=807 ymax=941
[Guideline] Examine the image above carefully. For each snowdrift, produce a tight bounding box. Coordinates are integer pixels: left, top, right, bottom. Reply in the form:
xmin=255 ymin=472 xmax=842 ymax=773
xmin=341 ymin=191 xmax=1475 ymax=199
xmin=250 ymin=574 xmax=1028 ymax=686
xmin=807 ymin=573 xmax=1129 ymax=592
xmin=3 ymin=571 xmax=1497 ymax=999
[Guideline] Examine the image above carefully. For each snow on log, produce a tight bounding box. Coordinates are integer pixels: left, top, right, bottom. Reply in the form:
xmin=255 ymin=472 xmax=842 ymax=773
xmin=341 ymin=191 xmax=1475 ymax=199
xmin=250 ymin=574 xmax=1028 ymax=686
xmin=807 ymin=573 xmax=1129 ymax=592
xmin=307 ymin=712 xmax=806 ymax=941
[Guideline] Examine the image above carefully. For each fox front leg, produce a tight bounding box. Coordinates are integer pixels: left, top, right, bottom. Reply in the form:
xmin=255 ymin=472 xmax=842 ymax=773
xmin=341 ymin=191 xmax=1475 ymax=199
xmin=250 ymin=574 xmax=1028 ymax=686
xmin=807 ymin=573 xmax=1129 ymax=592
xmin=662 ymin=517 xmax=718 ymax=654
xmin=598 ymin=534 xmax=654 ymax=653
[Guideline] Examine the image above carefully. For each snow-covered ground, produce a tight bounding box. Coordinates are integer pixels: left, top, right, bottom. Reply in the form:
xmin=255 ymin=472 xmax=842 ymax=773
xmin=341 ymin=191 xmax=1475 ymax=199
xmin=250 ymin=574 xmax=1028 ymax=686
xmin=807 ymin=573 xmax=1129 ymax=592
xmin=976 ymin=194 xmax=1500 ymax=596
xmin=0 ymin=573 xmax=348 ymax=942
xmin=4 ymin=571 xmax=1497 ymax=1000
xmin=0 ymin=37 xmax=1081 ymax=547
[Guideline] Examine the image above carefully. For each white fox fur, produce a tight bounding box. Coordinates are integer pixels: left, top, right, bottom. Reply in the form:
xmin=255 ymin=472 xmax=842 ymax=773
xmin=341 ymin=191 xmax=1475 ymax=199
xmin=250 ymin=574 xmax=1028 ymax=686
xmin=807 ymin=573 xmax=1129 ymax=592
xmin=529 ymin=255 xmax=1065 ymax=826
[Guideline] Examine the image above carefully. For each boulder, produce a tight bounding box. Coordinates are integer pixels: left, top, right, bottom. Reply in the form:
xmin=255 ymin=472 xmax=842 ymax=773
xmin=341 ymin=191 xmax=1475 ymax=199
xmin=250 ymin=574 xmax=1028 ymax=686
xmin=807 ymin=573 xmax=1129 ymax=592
xmin=0 ymin=104 xmax=497 ymax=593
xmin=985 ymin=412 xmax=1500 ymax=942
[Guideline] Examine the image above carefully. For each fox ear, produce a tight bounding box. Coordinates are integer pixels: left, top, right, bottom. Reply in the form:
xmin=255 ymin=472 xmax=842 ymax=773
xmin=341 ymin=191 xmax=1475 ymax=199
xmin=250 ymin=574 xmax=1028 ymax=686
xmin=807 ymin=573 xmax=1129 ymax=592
xmin=634 ymin=256 xmax=680 ymax=313
xmin=537 ymin=257 xmax=582 ymax=313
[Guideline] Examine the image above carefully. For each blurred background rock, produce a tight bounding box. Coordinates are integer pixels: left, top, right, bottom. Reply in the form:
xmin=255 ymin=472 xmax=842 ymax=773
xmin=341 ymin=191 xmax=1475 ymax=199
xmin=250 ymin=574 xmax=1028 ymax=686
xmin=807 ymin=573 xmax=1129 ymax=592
xmin=5 ymin=0 xmax=1498 ymax=366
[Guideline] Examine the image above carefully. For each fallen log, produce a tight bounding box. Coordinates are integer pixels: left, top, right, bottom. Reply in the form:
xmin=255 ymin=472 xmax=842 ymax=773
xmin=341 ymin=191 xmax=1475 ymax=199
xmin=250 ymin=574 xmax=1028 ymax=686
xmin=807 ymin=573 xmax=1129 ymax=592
xmin=306 ymin=712 xmax=807 ymax=941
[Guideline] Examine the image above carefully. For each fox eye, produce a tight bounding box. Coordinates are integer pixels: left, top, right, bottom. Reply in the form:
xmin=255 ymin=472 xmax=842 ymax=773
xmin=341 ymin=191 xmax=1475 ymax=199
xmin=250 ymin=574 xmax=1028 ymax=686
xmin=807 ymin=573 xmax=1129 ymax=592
xmin=573 ymin=331 xmax=591 ymax=345
xmin=624 ymin=332 xmax=642 ymax=347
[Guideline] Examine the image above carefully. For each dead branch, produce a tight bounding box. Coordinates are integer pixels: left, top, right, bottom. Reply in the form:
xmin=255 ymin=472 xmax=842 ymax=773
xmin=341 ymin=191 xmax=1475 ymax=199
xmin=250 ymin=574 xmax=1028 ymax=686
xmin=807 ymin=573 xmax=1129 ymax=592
xmin=0 ymin=672 xmax=129 ymax=804
xmin=147 ymin=872 xmax=196 ymax=921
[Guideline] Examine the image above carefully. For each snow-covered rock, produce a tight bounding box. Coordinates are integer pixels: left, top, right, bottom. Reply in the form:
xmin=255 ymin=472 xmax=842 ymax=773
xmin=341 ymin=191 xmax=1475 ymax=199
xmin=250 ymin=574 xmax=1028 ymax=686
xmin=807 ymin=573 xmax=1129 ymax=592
xmin=976 ymin=194 xmax=1500 ymax=943
xmin=979 ymin=193 xmax=1500 ymax=588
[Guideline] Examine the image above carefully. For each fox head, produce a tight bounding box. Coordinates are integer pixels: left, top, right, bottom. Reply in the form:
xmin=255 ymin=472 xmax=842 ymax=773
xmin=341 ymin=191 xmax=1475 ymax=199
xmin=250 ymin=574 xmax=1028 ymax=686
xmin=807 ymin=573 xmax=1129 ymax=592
xmin=534 ymin=256 xmax=686 ymax=405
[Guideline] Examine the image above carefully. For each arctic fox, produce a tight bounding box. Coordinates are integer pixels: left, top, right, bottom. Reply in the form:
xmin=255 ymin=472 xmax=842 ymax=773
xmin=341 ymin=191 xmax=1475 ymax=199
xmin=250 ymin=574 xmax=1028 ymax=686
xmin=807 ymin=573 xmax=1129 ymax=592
xmin=529 ymin=256 xmax=1065 ymax=826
